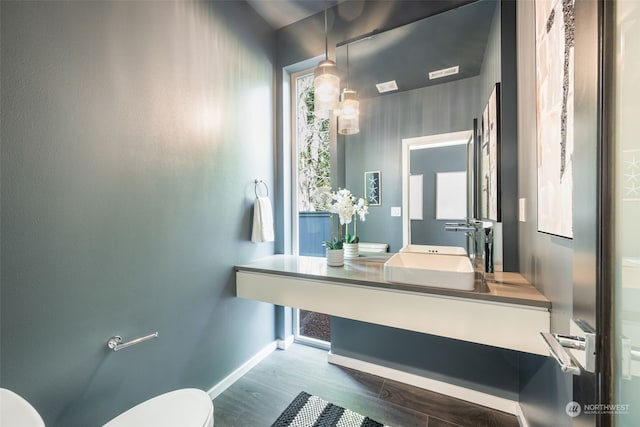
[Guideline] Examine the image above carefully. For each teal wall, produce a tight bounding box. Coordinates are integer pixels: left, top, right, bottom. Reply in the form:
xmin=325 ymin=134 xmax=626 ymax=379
xmin=0 ymin=1 xmax=276 ymax=425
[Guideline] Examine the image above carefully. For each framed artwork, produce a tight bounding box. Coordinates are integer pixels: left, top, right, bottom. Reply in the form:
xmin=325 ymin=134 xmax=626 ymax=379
xmin=479 ymin=83 xmax=501 ymax=221
xmin=535 ymin=0 xmax=575 ymax=238
xmin=409 ymin=174 xmax=423 ymax=220
xmin=364 ymin=171 xmax=381 ymax=205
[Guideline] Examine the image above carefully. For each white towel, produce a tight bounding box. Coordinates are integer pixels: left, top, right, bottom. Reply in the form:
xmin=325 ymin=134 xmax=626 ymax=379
xmin=251 ymin=196 xmax=274 ymax=243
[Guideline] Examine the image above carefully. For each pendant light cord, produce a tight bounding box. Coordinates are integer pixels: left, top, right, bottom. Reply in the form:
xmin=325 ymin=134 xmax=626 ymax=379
xmin=346 ymin=43 xmax=350 ymax=89
xmin=324 ymin=7 xmax=328 ymax=60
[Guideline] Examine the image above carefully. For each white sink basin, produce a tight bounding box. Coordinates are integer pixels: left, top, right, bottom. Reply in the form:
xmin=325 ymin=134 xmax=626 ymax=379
xmin=399 ymin=244 xmax=467 ymax=256
xmin=383 ymin=252 xmax=475 ymax=290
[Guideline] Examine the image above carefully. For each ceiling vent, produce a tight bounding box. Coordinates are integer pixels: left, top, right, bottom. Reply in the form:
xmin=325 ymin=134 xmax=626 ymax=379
xmin=428 ymin=65 xmax=460 ymax=80
xmin=375 ymin=80 xmax=398 ymax=94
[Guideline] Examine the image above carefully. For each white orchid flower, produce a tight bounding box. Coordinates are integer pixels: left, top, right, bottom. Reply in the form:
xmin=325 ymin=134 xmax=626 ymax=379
xmin=356 ymin=198 xmax=369 ymax=221
xmin=313 ymin=187 xmax=369 ymax=238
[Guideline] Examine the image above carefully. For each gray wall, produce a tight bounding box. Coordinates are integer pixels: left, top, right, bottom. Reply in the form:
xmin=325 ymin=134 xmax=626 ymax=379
xmin=0 ymin=2 xmax=276 ymax=426
xmin=409 ymin=145 xmax=468 ymax=247
xmin=515 ymin=1 xmax=573 ymax=426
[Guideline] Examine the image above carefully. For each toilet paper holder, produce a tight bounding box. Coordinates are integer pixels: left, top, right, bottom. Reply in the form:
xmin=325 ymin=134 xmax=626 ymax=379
xmin=107 ymin=332 xmax=159 ymax=352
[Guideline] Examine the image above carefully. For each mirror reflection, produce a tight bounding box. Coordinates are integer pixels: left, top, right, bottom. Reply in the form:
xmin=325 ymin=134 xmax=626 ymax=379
xmin=335 ymin=0 xmax=498 ymax=99
xmin=338 ymin=0 xmax=507 ymax=270
xmin=401 ymin=131 xmax=473 ymax=248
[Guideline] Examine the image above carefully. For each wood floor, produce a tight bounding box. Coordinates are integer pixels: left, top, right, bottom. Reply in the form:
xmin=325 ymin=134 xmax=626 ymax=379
xmin=213 ymin=343 xmax=519 ymax=427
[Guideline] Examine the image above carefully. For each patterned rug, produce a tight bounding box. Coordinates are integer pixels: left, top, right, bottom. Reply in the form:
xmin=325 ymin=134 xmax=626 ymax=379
xmin=271 ymin=391 xmax=388 ymax=427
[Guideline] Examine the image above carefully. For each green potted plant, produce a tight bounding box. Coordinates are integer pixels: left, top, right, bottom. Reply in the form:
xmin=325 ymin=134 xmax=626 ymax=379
xmin=322 ymin=236 xmax=344 ymax=267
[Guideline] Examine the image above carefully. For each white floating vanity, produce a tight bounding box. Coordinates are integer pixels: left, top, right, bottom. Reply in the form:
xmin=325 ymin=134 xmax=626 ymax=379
xmin=235 ymin=255 xmax=551 ymax=355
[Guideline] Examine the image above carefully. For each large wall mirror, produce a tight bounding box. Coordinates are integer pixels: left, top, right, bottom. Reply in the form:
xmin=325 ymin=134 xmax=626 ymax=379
xmin=338 ymin=0 xmax=516 ymax=271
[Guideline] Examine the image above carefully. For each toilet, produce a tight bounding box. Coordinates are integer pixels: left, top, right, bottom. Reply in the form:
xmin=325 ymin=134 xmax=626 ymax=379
xmin=103 ymin=388 xmax=213 ymax=427
xmin=0 ymin=387 xmax=214 ymax=427
xmin=0 ymin=388 xmax=45 ymax=427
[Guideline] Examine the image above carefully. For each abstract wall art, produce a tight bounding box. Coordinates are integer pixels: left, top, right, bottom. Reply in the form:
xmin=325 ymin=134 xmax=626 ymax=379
xmin=535 ymin=0 xmax=575 ymax=238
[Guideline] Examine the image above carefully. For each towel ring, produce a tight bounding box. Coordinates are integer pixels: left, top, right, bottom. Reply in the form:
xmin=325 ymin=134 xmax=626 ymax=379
xmin=254 ymin=179 xmax=269 ymax=198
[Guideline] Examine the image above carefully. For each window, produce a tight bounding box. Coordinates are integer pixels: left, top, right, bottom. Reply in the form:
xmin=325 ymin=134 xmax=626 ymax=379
xmin=295 ymin=72 xmax=330 ymax=212
xmin=291 ymin=69 xmax=332 ymax=347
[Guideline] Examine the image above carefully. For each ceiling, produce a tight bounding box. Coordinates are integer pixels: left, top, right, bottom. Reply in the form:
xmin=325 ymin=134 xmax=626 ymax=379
xmin=335 ymin=0 xmax=497 ymax=99
xmin=247 ymin=0 xmax=341 ymax=30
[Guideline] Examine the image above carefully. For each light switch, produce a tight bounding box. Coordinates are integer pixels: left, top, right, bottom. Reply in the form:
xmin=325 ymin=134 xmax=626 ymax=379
xmin=519 ymin=198 xmax=526 ymax=222
xmin=391 ymin=207 xmax=402 ymax=217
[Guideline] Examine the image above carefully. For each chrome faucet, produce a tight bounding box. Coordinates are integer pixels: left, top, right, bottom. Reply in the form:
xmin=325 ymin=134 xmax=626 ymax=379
xmin=445 ymin=220 xmax=494 ymax=280
xmin=444 ymin=221 xmax=480 ymax=266
xmin=480 ymin=223 xmax=494 ymax=275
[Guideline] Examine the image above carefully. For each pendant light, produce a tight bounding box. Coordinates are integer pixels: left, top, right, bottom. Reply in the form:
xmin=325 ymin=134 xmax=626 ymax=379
xmin=314 ymin=7 xmax=340 ymax=118
xmin=338 ymin=43 xmax=360 ymax=135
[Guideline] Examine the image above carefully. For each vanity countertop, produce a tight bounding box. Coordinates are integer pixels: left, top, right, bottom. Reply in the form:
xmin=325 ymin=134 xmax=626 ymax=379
xmin=235 ymin=254 xmax=550 ymax=309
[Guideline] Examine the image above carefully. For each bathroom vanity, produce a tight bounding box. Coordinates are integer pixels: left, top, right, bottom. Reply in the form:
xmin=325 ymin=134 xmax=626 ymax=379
xmin=235 ymin=255 xmax=550 ymax=355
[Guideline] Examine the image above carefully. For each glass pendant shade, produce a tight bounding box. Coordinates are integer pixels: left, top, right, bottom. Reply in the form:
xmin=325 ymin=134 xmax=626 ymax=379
xmin=338 ymin=89 xmax=359 ymax=135
xmin=314 ymin=59 xmax=341 ymax=118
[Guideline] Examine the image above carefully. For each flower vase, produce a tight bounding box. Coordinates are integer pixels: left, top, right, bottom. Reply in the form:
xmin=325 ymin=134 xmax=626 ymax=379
xmin=343 ymin=243 xmax=359 ymax=259
xmin=326 ymin=248 xmax=344 ymax=267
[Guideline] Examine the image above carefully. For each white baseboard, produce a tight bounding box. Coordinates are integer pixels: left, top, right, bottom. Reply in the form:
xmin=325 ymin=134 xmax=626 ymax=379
xmin=277 ymin=335 xmax=295 ymax=350
xmin=516 ymin=403 xmax=530 ymax=427
xmin=207 ymin=341 xmax=277 ymax=400
xmin=327 ymin=351 xmax=518 ymax=415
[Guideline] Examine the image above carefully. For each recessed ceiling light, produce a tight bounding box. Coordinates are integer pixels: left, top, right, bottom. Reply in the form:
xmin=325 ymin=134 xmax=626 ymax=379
xmin=376 ymin=80 xmax=398 ymax=93
xmin=428 ymin=66 xmax=460 ymax=80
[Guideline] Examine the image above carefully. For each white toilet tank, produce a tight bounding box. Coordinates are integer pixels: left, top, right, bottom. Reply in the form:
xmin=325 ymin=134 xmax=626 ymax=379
xmin=103 ymin=388 xmax=213 ymax=427
xmin=0 ymin=388 xmax=46 ymax=427
xmin=358 ymin=242 xmax=389 ymax=253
